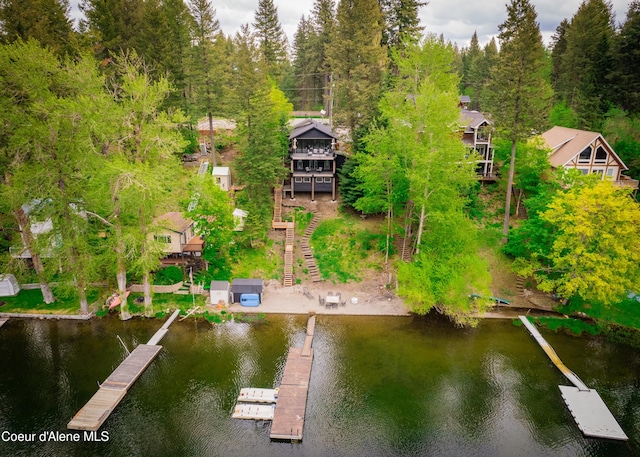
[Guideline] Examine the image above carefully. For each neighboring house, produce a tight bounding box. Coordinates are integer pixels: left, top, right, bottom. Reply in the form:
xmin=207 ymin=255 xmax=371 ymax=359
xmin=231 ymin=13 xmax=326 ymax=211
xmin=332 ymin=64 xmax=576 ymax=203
xmin=287 ymin=119 xmax=339 ymax=201
xmin=212 ymin=166 xmax=231 ymax=191
xmin=460 ymin=108 xmax=495 ymax=181
xmin=541 ymin=126 xmax=639 ymax=189
xmin=153 ymin=212 xmax=205 ymax=270
xmin=197 ymin=117 xmax=237 ymax=153
xmin=232 ymin=208 xmax=248 ymax=231
xmin=10 ymin=200 xmax=68 ymax=260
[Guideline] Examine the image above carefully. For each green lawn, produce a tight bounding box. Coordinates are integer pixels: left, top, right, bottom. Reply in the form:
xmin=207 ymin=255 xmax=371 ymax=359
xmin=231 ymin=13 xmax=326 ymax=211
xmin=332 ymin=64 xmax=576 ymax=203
xmin=0 ymin=288 xmax=100 ymax=314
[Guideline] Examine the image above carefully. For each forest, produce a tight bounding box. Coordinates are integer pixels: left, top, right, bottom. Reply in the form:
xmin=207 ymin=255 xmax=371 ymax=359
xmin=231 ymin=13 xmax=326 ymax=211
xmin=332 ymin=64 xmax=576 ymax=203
xmin=0 ymin=0 xmax=639 ymax=324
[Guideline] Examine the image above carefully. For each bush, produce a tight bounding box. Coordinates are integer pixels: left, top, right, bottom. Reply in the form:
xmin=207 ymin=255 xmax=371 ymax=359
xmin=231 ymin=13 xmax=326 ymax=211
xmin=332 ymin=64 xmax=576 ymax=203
xmin=154 ymin=266 xmax=183 ymax=285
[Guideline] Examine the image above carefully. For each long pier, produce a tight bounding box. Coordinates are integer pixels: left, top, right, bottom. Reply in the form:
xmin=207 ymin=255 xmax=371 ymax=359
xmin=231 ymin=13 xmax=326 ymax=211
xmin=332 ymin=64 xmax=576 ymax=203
xmin=67 ymin=309 xmax=180 ymax=431
xmin=519 ymin=316 xmax=627 ymax=441
xmin=270 ymin=314 xmax=315 ymax=441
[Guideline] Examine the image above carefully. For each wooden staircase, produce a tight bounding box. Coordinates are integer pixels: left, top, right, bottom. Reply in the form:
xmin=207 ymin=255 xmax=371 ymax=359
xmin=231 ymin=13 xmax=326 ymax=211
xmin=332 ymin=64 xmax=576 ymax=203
xmin=301 ymin=211 xmax=322 ymax=282
xmin=283 ymin=222 xmax=295 ymax=287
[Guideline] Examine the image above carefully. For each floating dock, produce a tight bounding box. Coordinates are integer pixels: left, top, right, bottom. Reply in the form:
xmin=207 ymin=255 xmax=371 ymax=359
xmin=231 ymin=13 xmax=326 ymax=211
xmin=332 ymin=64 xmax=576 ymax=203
xmin=238 ymin=387 xmax=279 ymax=404
xmin=519 ymin=316 xmax=627 ymax=441
xmin=0 ymin=317 xmax=8 ymax=328
xmin=67 ymin=310 xmax=180 ymax=431
xmin=270 ymin=314 xmax=315 ymax=441
xmin=232 ymin=403 xmax=276 ymax=420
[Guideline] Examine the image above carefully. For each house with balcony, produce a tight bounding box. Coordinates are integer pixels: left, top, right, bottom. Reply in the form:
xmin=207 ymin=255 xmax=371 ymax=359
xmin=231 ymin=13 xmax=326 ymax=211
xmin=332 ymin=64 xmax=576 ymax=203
xmin=541 ymin=126 xmax=639 ymax=189
xmin=460 ymin=108 xmax=495 ymax=181
xmin=153 ymin=212 xmax=205 ymax=270
xmin=286 ymin=119 xmax=339 ymax=201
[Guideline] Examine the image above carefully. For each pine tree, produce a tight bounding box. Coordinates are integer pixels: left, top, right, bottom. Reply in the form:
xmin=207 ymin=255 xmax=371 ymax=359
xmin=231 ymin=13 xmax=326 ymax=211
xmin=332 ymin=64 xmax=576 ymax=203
xmin=292 ymin=15 xmax=318 ymax=110
xmin=460 ymin=31 xmax=481 ymax=96
xmin=328 ymin=0 xmax=387 ymax=133
xmin=555 ymin=0 xmax=615 ymax=129
xmin=550 ymin=19 xmax=569 ymax=92
xmin=253 ymin=0 xmax=289 ymax=84
xmin=80 ymin=0 xmax=145 ymax=61
xmin=0 ymin=0 xmax=78 ymax=55
xmin=187 ymin=0 xmax=226 ymax=166
xmin=484 ymin=0 xmax=553 ymax=242
xmin=610 ymin=1 xmax=640 ymax=114
xmin=310 ymin=0 xmax=336 ymax=114
xmin=381 ymin=0 xmax=425 ymax=50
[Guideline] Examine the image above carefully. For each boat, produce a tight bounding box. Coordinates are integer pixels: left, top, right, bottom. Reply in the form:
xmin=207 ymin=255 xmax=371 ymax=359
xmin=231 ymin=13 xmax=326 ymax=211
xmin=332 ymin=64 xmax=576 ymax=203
xmin=107 ymin=291 xmax=131 ymax=310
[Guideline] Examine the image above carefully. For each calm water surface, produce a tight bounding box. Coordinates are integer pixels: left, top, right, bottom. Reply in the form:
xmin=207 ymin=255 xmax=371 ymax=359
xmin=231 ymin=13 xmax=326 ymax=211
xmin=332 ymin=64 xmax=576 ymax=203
xmin=0 ymin=314 xmax=638 ymax=456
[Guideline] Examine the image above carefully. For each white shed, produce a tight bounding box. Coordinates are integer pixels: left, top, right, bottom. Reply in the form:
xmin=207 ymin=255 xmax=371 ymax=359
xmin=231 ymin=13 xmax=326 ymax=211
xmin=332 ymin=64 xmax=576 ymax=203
xmin=0 ymin=274 xmax=20 ymax=297
xmin=212 ymin=167 xmax=231 ymax=191
xmin=209 ymin=281 xmax=231 ymax=307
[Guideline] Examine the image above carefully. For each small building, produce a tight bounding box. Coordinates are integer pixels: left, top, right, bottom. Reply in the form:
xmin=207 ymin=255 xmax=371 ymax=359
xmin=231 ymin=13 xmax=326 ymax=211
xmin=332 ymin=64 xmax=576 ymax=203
xmin=231 ymin=278 xmax=264 ymax=304
xmin=212 ymin=166 xmax=231 ymax=191
xmin=232 ymin=208 xmax=248 ymax=231
xmin=153 ymin=212 xmax=205 ymax=270
xmin=541 ymin=126 xmax=639 ymax=189
xmin=209 ymin=280 xmax=231 ymax=307
xmin=460 ymin=108 xmax=495 ymax=181
xmin=287 ymin=119 xmax=339 ymax=201
xmin=0 ymin=274 xmax=20 ymax=297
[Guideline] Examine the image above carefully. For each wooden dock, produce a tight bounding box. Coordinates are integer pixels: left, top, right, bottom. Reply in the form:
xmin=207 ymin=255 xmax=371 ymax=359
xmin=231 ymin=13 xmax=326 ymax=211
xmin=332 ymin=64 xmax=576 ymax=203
xmin=68 ymin=310 xmax=180 ymax=431
xmin=519 ymin=316 xmax=627 ymax=441
xmin=270 ymin=314 xmax=315 ymax=441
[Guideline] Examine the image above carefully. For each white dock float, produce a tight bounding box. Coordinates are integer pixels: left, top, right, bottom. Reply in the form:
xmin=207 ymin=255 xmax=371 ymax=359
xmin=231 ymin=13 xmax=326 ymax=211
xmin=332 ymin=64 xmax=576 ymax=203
xmin=238 ymin=387 xmax=279 ymax=404
xmin=0 ymin=318 xmax=8 ymax=328
xmin=232 ymin=403 xmax=275 ymax=420
xmin=519 ymin=316 xmax=628 ymax=441
xmin=559 ymin=386 xmax=628 ymax=441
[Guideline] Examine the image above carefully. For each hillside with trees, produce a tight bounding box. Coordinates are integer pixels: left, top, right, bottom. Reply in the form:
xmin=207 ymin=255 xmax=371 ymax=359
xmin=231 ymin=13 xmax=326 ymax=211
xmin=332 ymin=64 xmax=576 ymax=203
xmin=0 ymin=0 xmax=639 ymax=328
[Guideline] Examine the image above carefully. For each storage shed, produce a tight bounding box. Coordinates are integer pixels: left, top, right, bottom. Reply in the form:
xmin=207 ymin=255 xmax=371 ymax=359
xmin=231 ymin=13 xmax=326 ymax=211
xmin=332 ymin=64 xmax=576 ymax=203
xmin=209 ymin=281 xmax=231 ymax=307
xmin=0 ymin=274 xmax=20 ymax=297
xmin=231 ymin=278 xmax=264 ymax=303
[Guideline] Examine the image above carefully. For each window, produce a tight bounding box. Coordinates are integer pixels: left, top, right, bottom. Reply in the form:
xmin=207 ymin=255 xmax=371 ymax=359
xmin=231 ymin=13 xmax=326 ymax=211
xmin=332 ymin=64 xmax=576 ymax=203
xmin=606 ymin=168 xmax=615 ymax=177
xmin=577 ymin=168 xmax=589 ymax=175
xmin=215 ymin=177 xmax=221 ymax=184
xmin=296 ymin=161 xmax=303 ymax=170
xmin=594 ymin=146 xmax=607 ymax=164
xmin=294 ymin=177 xmax=302 ymax=183
xmin=154 ymin=235 xmax=171 ymax=244
xmin=578 ymin=146 xmax=592 ymax=163
xmin=316 ymin=177 xmax=323 ymax=183
xmin=592 ymin=169 xmax=603 ymax=178
xmin=303 ymin=177 xmax=311 ymax=183
xmin=324 ymin=177 xmax=332 ymax=183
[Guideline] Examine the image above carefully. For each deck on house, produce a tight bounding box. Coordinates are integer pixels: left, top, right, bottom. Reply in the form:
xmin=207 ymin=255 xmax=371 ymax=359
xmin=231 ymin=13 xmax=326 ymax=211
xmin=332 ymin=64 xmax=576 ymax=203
xmin=519 ymin=316 xmax=627 ymax=441
xmin=0 ymin=317 xmax=8 ymax=328
xmin=67 ymin=310 xmax=180 ymax=431
xmin=270 ymin=314 xmax=315 ymax=441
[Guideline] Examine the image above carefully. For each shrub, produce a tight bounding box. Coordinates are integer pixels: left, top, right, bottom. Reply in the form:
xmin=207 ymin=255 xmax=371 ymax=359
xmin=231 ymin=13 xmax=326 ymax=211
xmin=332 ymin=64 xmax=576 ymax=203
xmin=154 ymin=266 xmax=183 ymax=285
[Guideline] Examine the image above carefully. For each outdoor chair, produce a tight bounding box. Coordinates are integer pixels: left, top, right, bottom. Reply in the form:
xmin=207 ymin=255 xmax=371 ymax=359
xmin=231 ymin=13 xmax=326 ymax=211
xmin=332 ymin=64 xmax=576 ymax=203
xmin=319 ymin=297 xmax=325 ymax=306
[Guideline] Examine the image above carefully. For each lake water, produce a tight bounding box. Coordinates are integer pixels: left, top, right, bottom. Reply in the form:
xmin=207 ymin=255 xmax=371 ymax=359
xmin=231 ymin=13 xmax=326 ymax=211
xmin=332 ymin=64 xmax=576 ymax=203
xmin=0 ymin=314 xmax=639 ymax=456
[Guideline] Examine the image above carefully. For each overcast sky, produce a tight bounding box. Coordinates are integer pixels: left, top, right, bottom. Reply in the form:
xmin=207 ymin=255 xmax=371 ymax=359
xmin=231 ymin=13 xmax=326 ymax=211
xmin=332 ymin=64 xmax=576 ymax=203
xmin=69 ymin=0 xmax=632 ymax=49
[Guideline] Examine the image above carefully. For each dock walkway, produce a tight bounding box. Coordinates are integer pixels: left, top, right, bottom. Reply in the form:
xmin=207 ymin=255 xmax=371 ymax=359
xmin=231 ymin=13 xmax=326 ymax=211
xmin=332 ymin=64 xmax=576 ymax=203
xmin=519 ymin=316 xmax=627 ymax=441
xmin=270 ymin=314 xmax=315 ymax=441
xmin=68 ymin=310 xmax=180 ymax=431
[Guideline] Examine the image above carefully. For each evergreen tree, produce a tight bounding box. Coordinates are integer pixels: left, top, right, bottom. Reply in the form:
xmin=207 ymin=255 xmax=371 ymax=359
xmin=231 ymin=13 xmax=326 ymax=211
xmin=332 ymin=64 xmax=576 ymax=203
xmin=310 ymin=0 xmax=336 ymax=114
xmin=0 ymin=0 xmax=78 ymax=55
xmin=610 ymin=1 xmax=640 ymax=114
xmin=80 ymin=0 xmax=145 ymax=61
xmin=252 ymin=0 xmax=289 ymax=84
xmin=328 ymin=0 xmax=387 ymax=133
xmin=460 ymin=31 xmax=481 ymax=97
xmin=291 ymin=15 xmax=318 ymax=110
xmin=381 ymin=0 xmax=425 ymax=50
xmin=550 ymin=19 xmax=569 ymax=92
xmin=484 ymin=0 xmax=552 ymax=242
xmin=554 ymin=0 xmax=615 ymax=129
xmin=187 ymin=0 xmax=226 ymax=166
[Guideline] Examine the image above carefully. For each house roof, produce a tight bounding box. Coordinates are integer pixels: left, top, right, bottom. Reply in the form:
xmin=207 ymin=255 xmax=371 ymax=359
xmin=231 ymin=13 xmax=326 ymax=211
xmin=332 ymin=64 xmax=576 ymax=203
xmin=155 ymin=212 xmax=193 ymax=233
xmin=459 ymin=95 xmax=471 ymax=104
xmin=540 ymin=126 xmax=627 ymax=170
xmin=212 ymin=166 xmax=230 ymax=176
xmin=197 ymin=118 xmax=237 ymax=132
xmin=460 ymin=109 xmax=491 ymax=130
xmin=210 ymin=280 xmax=230 ymax=291
xmin=289 ymin=119 xmax=338 ymax=140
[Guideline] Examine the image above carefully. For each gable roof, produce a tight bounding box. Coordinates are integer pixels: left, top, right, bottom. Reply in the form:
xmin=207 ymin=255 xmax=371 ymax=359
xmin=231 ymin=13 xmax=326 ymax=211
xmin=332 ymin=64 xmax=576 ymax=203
xmin=460 ymin=109 xmax=491 ymax=131
xmin=155 ymin=212 xmax=193 ymax=233
xmin=289 ymin=119 xmax=337 ymax=140
xmin=541 ymin=126 xmax=627 ymax=170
